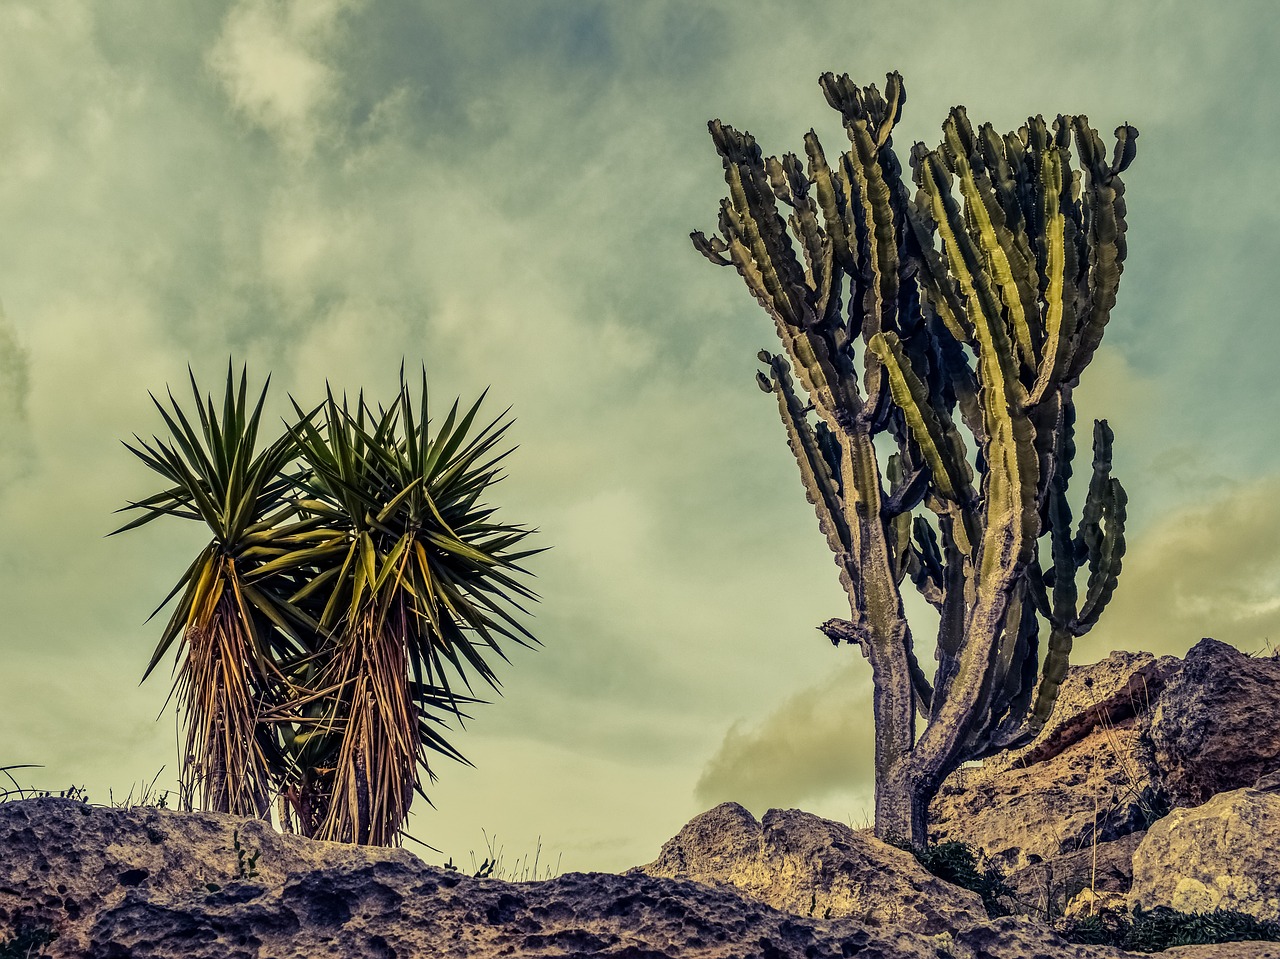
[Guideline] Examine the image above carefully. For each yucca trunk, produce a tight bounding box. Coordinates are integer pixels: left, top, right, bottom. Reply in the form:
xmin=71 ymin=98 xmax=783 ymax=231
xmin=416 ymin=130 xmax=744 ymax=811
xmin=178 ymin=585 xmax=273 ymax=818
xmin=318 ymin=603 xmax=418 ymax=845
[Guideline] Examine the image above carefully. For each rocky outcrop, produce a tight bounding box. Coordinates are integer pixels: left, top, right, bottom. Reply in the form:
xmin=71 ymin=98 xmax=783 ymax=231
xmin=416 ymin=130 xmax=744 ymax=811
xmin=1 ymin=798 xmax=1139 ymax=959
xmin=930 ymin=641 xmax=1280 ymax=928
xmin=1017 ymin=651 xmax=1179 ymax=767
xmin=630 ymin=802 xmax=987 ymax=934
xmin=1008 ymin=832 xmax=1146 ymax=919
xmin=1130 ymin=786 xmax=1280 ymax=920
xmin=1148 ymin=638 xmax=1280 ymax=808
xmin=931 ymin=651 xmax=1174 ymax=874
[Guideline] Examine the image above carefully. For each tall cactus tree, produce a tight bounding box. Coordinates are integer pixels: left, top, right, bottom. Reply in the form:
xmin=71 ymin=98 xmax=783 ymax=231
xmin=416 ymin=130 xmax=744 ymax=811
xmin=695 ymin=72 xmax=1134 ymax=845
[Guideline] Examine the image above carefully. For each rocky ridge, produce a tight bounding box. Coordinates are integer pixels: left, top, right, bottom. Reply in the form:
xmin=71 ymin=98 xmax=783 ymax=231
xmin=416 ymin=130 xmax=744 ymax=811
xmin=0 ymin=798 xmax=1124 ymax=959
xmin=4 ymin=638 xmax=1280 ymax=957
xmin=630 ymin=801 xmax=987 ymax=934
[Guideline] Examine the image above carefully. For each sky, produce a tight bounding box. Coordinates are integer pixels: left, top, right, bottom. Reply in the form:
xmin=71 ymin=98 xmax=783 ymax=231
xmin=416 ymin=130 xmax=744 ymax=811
xmin=1 ymin=0 xmax=1278 ymax=874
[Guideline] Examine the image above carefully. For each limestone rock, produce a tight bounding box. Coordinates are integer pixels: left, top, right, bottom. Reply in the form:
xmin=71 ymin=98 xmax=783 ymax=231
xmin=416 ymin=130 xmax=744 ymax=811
xmin=631 ymin=801 xmax=988 ymax=934
xmin=1018 ymin=651 xmax=1178 ymax=765
xmin=1162 ymin=945 xmax=1280 ymax=958
xmin=931 ymin=651 xmax=1176 ymax=873
xmin=1130 ymin=787 xmax=1280 ymax=920
xmin=1063 ymin=888 xmax=1129 ymax=920
xmin=1 ymin=798 xmax=1139 ymax=959
xmin=932 ymin=708 xmax=1164 ymax=873
xmin=0 ymin=797 xmax=409 ymax=957
xmin=1008 ymin=832 xmax=1145 ymax=920
xmin=1148 ymin=638 xmax=1280 ymax=808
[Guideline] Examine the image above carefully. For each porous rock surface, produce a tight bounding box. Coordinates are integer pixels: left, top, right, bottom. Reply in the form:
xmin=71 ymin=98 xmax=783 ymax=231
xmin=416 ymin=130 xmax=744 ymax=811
xmin=931 ymin=651 xmax=1175 ymax=874
xmin=1148 ymin=638 xmax=1280 ymax=808
xmin=629 ymin=801 xmax=987 ymax=934
xmin=1163 ymin=945 xmax=1280 ymax=958
xmin=1130 ymin=785 xmax=1280 ymax=920
xmin=1008 ymin=832 xmax=1145 ymax=918
xmin=2 ymin=798 xmax=1137 ymax=958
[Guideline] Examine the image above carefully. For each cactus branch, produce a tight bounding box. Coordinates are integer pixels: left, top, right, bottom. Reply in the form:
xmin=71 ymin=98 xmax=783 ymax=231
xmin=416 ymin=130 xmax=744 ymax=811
xmin=698 ymin=72 xmax=1136 ymax=845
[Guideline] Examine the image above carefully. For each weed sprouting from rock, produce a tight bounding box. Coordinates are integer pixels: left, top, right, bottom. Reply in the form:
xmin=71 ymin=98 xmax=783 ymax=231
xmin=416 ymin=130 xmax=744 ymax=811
xmin=232 ymin=830 xmax=261 ymax=881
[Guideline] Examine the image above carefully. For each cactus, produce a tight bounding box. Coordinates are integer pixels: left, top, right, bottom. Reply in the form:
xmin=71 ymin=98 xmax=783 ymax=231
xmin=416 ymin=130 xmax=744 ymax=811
xmin=696 ymin=73 xmax=1134 ymax=845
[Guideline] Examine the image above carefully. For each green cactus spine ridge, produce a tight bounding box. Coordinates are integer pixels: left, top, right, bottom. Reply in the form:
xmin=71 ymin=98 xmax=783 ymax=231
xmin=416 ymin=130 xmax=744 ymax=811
xmin=698 ymin=71 xmax=1136 ymax=844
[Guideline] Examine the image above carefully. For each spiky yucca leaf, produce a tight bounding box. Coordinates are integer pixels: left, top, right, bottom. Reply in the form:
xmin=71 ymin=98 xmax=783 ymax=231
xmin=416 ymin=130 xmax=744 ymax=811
xmin=115 ymin=364 xmax=315 ymax=816
xmin=285 ymin=371 xmax=539 ymax=844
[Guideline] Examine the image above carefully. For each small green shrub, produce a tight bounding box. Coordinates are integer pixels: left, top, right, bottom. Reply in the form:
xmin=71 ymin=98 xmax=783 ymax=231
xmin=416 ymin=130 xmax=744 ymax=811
xmin=1059 ymin=909 xmax=1131 ymax=946
xmin=1060 ymin=906 xmax=1280 ymax=951
xmin=900 ymin=840 xmax=1013 ymax=918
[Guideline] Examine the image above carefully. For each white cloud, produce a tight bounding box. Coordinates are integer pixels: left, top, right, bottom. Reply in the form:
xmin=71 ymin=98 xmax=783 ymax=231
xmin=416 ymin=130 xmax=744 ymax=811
xmin=208 ymin=0 xmax=364 ymax=157
xmin=1080 ymin=474 xmax=1280 ymax=659
xmin=1 ymin=0 xmax=1277 ymax=873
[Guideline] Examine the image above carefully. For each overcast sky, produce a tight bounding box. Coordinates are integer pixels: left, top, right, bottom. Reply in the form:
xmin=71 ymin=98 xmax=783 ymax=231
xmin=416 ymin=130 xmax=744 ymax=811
xmin=2 ymin=0 xmax=1278 ymax=873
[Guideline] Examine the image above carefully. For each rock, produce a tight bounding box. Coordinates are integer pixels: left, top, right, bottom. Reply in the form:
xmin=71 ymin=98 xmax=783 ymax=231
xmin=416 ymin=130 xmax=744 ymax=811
xmin=631 ymin=802 xmax=988 ymax=934
xmin=931 ymin=650 xmax=1173 ymax=873
xmin=0 ymin=799 xmax=1138 ymax=959
xmin=1148 ymin=638 xmax=1280 ymax=808
xmin=1162 ymin=946 xmax=1280 ymax=958
xmin=1018 ymin=651 xmax=1178 ymax=766
xmin=932 ymin=716 xmax=1162 ymax=874
xmin=0 ymin=797 xmax=410 ymax=957
xmin=1130 ymin=787 xmax=1280 ymax=921
xmin=1008 ymin=832 xmax=1145 ymax=920
xmin=1063 ymin=888 xmax=1130 ymax=920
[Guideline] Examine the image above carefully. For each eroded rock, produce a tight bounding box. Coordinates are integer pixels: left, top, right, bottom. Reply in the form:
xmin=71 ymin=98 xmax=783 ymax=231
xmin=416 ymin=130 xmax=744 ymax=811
xmin=1008 ymin=832 xmax=1146 ymax=920
xmin=631 ymin=802 xmax=987 ymax=934
xmin=931 ymin=651 xmax=1172 ymax=874
xmin=0 ymin=797 xmax=409 ymax=956
xmin=1 ymin=798 xmax=1138 ymax=959
xmin=1148 ymin=638 xmax=1280 ymax=808
xmin=1130 ymin=787 xmax=1280 ymax=920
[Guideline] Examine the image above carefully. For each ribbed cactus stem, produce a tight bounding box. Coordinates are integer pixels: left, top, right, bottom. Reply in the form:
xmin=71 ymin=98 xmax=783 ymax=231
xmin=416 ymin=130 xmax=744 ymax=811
xmin=698 ymin=71 xmax=1136 ymax=845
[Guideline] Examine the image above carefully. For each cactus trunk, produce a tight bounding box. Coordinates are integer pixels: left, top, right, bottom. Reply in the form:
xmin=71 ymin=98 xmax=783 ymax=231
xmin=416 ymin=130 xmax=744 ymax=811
xmin=875 ymin=761 xmax=929 ymax=848
xmin=698 ymin=72 xmax=1135 ymax=845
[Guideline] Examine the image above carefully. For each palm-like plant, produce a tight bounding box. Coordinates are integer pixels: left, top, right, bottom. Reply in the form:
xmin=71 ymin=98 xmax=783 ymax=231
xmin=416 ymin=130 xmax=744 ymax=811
xmin=119 ymin=364 xmax=540 ymax=847
xmin=114 ymin=365 xmax=328 ymax=817
xmin=283 ymin=372 xmax=540 ymax=845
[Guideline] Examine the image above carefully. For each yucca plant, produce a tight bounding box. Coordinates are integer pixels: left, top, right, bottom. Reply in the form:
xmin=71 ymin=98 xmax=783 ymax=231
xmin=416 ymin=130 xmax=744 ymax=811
xmin=115 ymin=364 xmax=329 ymax=817
xmin=120 ymin=364 xmax=539 ymax=845
xmin=277 ymin=371 xmax=540 ymax=845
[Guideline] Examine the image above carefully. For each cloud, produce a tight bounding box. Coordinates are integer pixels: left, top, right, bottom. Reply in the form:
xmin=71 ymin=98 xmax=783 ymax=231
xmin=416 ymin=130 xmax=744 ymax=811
xmin=0 ymin=304 xmax=31 ymax=489
xmin=1082 ymin=474 xmax=1280 ymax=658
xmin=208 ymin=0 xmax=363 ymax=157
xmin=695 ymin=661 xmax=876 ymax=814
xmin=2 ymin=0 xmax=1277 ymax=875
xmin=698 ymin=472 xmax=1280 ymax=819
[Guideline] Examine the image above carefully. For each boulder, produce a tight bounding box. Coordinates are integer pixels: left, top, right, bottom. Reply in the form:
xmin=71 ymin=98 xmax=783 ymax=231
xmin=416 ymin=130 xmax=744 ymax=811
xmin=1148 ymin=638 xmax=1280 ymax=808
xmin=1018 ymin=651 xmax=1178 ymax=766
xmin=631 ymin=802 xmax=987 ymax=934
xmin=1063 ymin=888 xmax=1130 ymax=920
xmin=0 ymin=798 xmax=1137 ymax=959
xmin=1008 ymin=832 xmax=1146 ymax=920
xmin=1130 ymin=786 xmax=1280 ymax=920
xmin=0 ymin=797 xmax=410 ymax=956
xmin=931 ymin=651 xmax=1174 ymax=873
